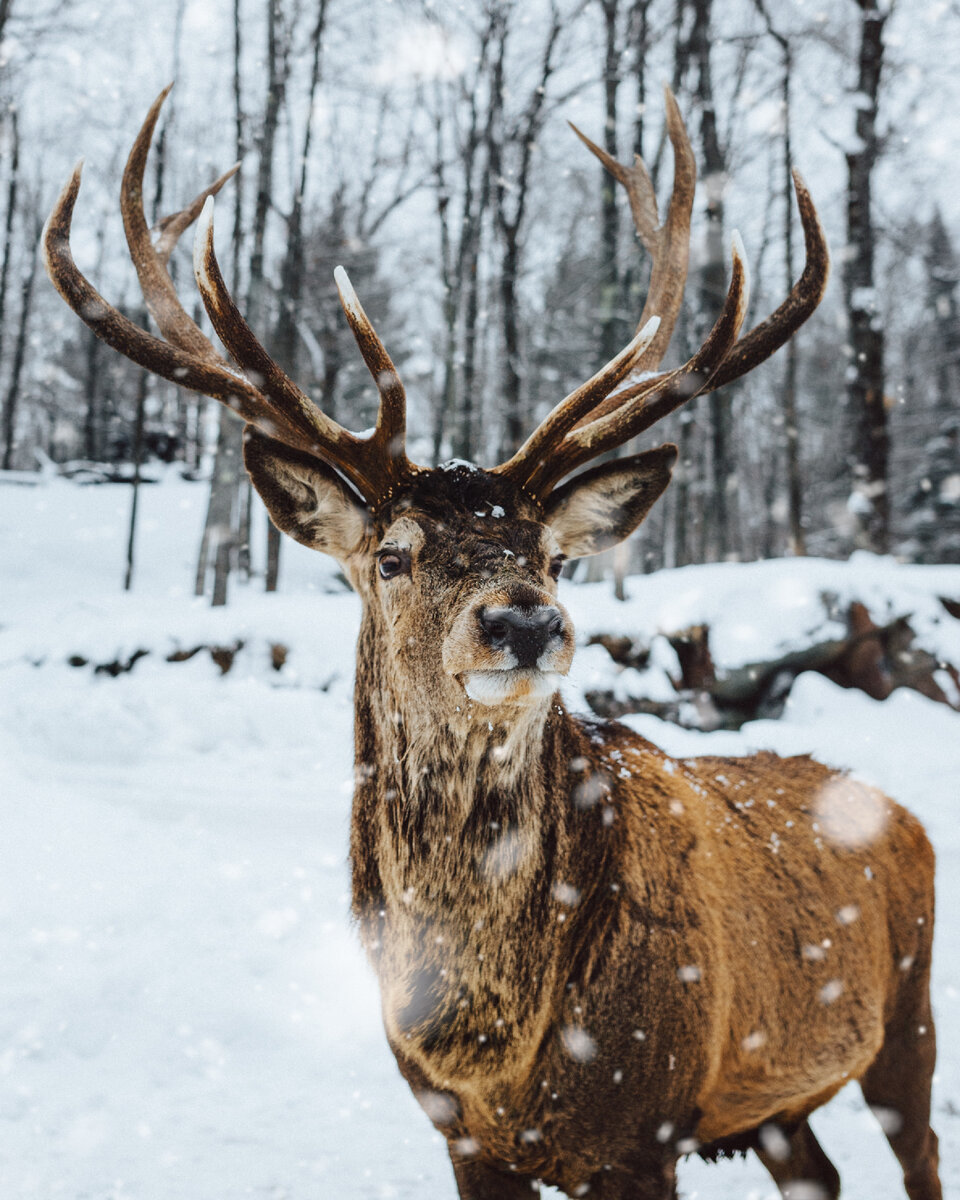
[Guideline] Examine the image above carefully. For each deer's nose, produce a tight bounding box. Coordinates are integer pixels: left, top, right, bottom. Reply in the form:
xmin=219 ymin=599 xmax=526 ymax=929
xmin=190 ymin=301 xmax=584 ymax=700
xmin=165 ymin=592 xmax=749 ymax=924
xmin=478 ymin=605 xmax=565 ymax=669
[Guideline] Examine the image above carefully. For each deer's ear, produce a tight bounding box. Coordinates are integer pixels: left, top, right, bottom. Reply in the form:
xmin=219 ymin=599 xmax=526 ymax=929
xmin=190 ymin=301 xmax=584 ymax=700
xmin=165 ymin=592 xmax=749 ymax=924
xmin=542 ymin=443 xmax=677 ymax=559
xmin=243 ymin=430 xmax=370 ymax=561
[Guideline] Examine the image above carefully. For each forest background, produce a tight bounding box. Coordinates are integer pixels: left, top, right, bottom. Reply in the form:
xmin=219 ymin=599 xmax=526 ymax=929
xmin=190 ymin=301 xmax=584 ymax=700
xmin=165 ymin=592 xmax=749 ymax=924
xmin=1 ymin=0 xmax=958 ymax=597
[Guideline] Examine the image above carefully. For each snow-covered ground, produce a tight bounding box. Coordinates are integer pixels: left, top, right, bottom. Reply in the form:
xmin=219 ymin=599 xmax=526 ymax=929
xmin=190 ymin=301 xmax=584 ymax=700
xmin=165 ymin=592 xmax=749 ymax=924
xmin=1 ymin=471 xmax=959 ymax=1199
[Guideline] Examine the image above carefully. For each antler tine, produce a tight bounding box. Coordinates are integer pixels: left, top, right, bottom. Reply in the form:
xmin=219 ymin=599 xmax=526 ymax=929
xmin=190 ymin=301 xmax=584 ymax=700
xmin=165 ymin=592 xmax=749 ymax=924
xmin=570 ymin=86 xmax=695 ymax=379
xmin=333 ymin=266 xmax=409 ymax=471
xmin=636 ymin=86 xmax=698 ymax=369
xmin=563 ymin=171 xmax=830 ymax=430
xmin=524 ymin=233 xmax=750 ymax=499
xmin=120 ymin=84 xmax=232 ymax=361
xmin=43 ymin=163 xmax=312 ymax=451
xmin=152 ymin=163 xmax=240 ymax=267
xmin=192 ymin=199 xmax=393 ymax=501
xmin=495 ymin=316 xmax=660 ymax=484
xmin=498 ymin=89 xmax=696 ymax=494
xmin=704 ymin=170 xmax=829 ymax=390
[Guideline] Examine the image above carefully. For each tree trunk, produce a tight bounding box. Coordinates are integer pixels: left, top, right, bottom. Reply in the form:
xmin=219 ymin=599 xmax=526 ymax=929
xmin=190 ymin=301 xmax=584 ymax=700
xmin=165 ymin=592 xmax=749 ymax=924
xmin=0 ymin=107 xmax=18 ymax=466
xmin=124 ymin=366 xmax=148 ymax=591
xmin=843 ymin=0 xmax=889 ymax=553
xmin=689 ymin=0 xmax=734 ymax=562
xmin=251 ymin=0 xmax=293 ymax=593
xmin=231 ymin=0 xmax=253 ymax=581
xmin=753 ymin=1 xmax=806 ymax=555
xmin=673 ymin=410 xmax=694 ymax=564
xmin=598 ymin=0 xmax=622 ymax=366
xmin=629 ymin=0 xmax=653 ymax=160
xmin=1 ymin=216 xmax=40 ymax=471
xmin=490 ymin=3 xmax=562 ymax=460
xmin=925 ymin=210 xmax=960 ymax=416
xmin=458 ymin=234 xmax=484 ymax=462
xmin=232 ymin=0 xmax=244 ymax=290
xmin=248 ymin=0 xmax=290 ymax=329
xmin=197 ymin=0 xmax=291 ymax=603
xmin=196 ymin=407 xmax=244 ymax=604
xmin=499 ymin=233 xmax=524 ymax=457
xmin=430 ymin=88 xmax=459 ymax=463
xmin=265 ymin=519 xmax=281 ymax=592
xmin=780 ymin=87 xmax=805 ymax=555
xmin=457 ymin=78 xmax=497 ymax=463
xmin=266 ymin=0 xmax=328 ymax=591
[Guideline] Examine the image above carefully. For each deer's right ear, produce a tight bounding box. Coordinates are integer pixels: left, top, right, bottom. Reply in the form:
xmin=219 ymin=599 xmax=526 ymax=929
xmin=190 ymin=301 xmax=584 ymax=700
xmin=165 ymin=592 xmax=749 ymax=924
xmin=243 ymin=430 xmax=370 ymax=561
xmin=542 ymin=443 xmax=678 ymax=558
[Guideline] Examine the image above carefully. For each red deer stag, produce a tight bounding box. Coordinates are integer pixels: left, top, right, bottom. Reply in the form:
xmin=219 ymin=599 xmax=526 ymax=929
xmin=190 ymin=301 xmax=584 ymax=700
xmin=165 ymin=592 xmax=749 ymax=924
xmin=44 ymin=87 xmax=940 ymax=1200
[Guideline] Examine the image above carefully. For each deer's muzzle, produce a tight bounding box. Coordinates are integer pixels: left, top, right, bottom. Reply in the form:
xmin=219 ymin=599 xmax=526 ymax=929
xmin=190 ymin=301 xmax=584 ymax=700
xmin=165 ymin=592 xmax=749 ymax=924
xmin=442 ymin=590 xmax=575 ymax=706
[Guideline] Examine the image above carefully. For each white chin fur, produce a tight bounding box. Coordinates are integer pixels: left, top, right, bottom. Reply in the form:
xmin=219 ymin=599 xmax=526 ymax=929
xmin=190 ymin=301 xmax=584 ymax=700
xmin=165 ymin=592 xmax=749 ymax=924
xmin=463 ymin=669 xmax=563 ymax=706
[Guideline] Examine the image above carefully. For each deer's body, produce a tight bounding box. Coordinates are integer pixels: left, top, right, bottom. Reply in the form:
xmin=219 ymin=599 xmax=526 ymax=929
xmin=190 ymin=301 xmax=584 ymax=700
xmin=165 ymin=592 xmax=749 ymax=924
xmin=344 ymin=469 xmax=938 ymax=1199
xmin=45 ymin=87 xmax=942 ymax=1200
xmin=358 ymin=714 xmax=935 ymax=1190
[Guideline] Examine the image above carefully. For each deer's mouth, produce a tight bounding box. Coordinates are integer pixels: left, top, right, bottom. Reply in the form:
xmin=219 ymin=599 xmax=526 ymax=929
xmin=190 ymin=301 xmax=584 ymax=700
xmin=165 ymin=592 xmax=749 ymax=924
xmin=461 ymin=667 xmax=565 ymax=706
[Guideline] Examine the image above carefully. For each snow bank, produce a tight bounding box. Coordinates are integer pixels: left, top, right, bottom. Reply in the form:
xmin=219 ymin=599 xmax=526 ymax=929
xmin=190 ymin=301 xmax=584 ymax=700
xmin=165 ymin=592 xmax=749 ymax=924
xmin=1 ymin=474 xmax=958 ymax=1198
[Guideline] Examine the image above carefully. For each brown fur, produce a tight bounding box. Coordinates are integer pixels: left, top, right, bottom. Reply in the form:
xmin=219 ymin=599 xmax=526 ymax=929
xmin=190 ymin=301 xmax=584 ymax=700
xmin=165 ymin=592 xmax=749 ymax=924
xmin=244 ymin=441 xmax=941 ymax=1200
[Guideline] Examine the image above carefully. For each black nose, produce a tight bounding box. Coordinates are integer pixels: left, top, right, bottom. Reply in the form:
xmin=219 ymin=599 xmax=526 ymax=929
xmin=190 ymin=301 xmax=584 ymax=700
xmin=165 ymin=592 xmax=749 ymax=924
xmin=478 ymin=605 xmax=565 ymax=669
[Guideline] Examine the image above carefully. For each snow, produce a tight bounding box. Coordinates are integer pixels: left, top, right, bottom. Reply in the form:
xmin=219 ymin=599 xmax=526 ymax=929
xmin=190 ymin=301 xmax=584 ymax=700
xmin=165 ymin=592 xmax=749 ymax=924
xmin=1 ymin=472 xmax=958 ymax=1198
xmin=562 ymin=551 xmax=960 ymax=688
xmin=437 ymin=457 xmax=480 ymax=472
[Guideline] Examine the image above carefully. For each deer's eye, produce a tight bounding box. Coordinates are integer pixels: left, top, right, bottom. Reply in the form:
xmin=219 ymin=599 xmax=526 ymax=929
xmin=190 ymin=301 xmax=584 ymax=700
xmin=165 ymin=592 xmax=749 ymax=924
xmin=548 ymin=555 xmax=565 ymax=581
xmin=378 ymin=552 xmax=408 ymax=580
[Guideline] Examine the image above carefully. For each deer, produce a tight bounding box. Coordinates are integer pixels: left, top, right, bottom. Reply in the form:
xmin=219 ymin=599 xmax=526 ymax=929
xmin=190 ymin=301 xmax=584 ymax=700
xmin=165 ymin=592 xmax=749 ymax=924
xmin=43 ymin=86 xmax=941 ymax=1200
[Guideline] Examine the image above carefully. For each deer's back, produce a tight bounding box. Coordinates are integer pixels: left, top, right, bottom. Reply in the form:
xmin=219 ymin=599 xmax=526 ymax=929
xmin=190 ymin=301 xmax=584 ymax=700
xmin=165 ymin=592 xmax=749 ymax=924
xmin=606 ymin=729 xmax=935 ymax=1147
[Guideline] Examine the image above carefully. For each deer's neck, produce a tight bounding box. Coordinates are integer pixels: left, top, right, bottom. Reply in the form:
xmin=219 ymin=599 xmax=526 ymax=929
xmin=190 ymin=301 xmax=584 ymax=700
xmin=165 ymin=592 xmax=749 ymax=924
xmin=350 ymin=607 xmax=577 ymax=938
xmin=347 ymin=611 xmax=621 ymax=1096
xmin=354 ymin=635 xmax=562 ymax=843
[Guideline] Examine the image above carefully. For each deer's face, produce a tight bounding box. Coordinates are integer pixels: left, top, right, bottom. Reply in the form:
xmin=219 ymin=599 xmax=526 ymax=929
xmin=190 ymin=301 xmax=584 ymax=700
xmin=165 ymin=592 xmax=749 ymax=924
xmin=245 ymin=439 xmax=678 ymax=711
xmin=366 ymin=471 xmax=575 ymax=708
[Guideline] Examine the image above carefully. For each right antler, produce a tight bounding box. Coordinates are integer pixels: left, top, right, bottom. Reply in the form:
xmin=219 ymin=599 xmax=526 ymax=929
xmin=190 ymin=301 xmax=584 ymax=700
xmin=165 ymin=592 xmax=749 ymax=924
xmin=494 ymin=86 xmax=829 ymax=501
xmin=570 ymin=86 xmax=697 ymax=383
xmin=43 ymin=86 xmax=416 ymax=508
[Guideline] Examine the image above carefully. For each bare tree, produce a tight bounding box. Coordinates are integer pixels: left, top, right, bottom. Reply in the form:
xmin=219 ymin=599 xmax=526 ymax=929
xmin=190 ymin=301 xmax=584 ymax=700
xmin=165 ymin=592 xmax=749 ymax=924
xmin=1 ymin=210 xmax=41 ymax=470
xmin=752 ymin=0 xmax=805 ymax=554
xmin=0 ymin=106 xmax=18 ymax=466
xmin=597 ymin=0 xmax=624 ymax=365
xmin=689 ymin=0 xmax=735 ymax=561
xmin=843 ymin=0 xmax=892 ymax=552
xmin=489 ymin=0 xmax=564 ymax=458
xmin=267 ymin=0 xmax=330 ymax=590
xmin=197 ymin=0 xmax=295 ymax=604
xmin=428 ymin=9 xmax=495 ymax=461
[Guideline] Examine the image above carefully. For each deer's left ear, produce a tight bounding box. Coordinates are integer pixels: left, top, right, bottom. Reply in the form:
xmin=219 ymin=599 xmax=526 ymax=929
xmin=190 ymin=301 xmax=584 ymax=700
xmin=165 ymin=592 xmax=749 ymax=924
xmin=243 ymin=429 xmax=371 ymax=562
xmin=542 ymin=443 xmax=677 ymax=559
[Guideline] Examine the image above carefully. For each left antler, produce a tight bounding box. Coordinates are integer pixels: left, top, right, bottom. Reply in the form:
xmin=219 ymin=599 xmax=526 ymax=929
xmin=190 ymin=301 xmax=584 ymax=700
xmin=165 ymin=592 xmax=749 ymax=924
xmin=44 ymin=86 xmax=418 ymax=508
xmin=495 ymin=98 xmax=829 ymax=502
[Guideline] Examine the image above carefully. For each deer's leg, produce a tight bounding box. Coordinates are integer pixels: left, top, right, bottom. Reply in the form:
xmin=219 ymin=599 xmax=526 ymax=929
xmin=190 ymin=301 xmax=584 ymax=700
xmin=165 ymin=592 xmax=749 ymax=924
xmin=582 ymin=1159 xmax=678 ymax=1199
xmin=451 ymin=1159 xmax=537 ymax=1198
xmin=755 ymin=1120 xmax=840 ymax=1200
xmin=859 ymin=969 xmax=942 ymax=1200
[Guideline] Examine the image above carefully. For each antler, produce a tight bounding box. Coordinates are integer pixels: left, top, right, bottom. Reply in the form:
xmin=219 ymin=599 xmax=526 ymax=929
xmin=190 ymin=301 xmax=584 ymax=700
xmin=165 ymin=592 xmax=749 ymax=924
xmin=43 ymin=87 xmax=415 ymax=507
xmin=494 ymin=90 xmax=829 ymax=502
xmin=570 ymin=85 xmax=696 ymax=379
xmin=44 ymin=87 xmax=827 ymax=517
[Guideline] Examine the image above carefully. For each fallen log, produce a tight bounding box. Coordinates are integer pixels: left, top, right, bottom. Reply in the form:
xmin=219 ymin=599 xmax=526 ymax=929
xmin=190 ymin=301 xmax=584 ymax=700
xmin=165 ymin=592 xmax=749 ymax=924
xmin=585 ymin=599 xmax=960 ymax=730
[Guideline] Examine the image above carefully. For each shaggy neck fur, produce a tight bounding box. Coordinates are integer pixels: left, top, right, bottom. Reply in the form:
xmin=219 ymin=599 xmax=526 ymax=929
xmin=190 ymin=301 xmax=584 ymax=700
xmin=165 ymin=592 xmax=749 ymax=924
xmin=348 ymin=598 xmax=594 ymax=1094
